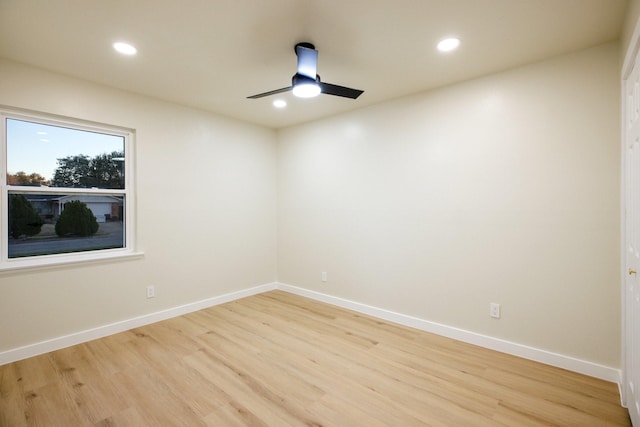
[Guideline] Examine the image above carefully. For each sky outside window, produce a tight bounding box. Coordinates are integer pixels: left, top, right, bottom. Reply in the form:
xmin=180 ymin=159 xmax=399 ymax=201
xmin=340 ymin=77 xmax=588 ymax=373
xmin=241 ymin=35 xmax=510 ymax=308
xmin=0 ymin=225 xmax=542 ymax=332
xmin=6 ymin=118 xmax=124 ymax=181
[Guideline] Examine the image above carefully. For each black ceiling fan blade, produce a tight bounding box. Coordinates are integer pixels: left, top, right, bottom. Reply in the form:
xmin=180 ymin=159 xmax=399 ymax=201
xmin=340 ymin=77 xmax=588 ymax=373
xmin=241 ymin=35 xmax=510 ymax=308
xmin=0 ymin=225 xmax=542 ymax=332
xmin=319 ymin=82 xmax=364 ymax=99
xmin=247 ymin=86 xmax=292 ymax=99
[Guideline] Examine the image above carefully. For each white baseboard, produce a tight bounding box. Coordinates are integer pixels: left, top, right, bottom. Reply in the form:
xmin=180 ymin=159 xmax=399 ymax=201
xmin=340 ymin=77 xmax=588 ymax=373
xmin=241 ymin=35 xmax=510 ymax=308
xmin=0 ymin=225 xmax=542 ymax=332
xmin=276 ymin=282 xmax=621 ymax=384
xmin=0 ymin=280 xmax=622 ymax=386
xmin=0 ymin=282 xmax=277 ymax=366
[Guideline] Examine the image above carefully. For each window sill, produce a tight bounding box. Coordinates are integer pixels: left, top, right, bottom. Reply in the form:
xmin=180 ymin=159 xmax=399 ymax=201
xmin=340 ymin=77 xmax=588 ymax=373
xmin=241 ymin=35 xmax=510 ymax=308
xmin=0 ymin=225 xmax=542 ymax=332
xmin=0 ymin=250 xmax=144 ymax=274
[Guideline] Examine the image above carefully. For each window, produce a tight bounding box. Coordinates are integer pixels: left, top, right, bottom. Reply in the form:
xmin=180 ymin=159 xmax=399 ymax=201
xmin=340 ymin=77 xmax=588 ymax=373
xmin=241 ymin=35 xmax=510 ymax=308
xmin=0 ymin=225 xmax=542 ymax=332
xmin=1 ymin=110 xmax=136 ymax=269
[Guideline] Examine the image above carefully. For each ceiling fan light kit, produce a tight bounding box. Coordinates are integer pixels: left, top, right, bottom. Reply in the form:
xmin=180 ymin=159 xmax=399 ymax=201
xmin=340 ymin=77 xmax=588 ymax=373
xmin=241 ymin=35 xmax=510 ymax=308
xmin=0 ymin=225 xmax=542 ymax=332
xmin=248 ymin=42 xmax=364 ymax=100
xmin=291 ymin=74 xmax=321 ymax=98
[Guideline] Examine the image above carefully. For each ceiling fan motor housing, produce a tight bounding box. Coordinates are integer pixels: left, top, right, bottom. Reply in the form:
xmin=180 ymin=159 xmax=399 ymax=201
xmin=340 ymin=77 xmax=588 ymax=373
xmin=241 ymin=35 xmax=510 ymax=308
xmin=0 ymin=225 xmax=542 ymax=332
xmin=295 ymin=42 xmax=315 ymax=52
xmin=292 ymin=73 xmax=319 ymax=86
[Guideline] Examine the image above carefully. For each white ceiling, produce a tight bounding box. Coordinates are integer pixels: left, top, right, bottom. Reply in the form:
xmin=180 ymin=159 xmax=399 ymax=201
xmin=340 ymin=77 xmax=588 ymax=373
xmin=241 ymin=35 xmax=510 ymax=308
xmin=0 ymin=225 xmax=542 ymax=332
xmin=0 ymin=0 xmax=629 ymax=129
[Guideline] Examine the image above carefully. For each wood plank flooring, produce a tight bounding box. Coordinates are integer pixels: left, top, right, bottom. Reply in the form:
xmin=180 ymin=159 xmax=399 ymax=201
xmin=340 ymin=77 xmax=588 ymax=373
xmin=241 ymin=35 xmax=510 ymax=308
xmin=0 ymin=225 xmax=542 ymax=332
xmin=0 ymin=290 xmax=631 ymax=426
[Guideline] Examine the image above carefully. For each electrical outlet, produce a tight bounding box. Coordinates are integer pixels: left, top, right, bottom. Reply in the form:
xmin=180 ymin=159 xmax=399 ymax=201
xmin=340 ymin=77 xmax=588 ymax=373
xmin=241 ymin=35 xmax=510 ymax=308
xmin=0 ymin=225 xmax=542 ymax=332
xmin=321 ymin=272 xmax=327 ymax=282
xmin=489 ymin=303 xmax=500 ymax=319
xmin=146 ymin=285 xmax=155 ymax=299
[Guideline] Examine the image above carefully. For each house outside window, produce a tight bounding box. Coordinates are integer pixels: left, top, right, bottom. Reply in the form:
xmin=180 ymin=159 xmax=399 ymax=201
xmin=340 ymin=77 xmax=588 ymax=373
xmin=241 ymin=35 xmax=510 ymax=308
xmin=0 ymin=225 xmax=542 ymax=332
xmin=1 ymin=111 xmax=136 ymax=269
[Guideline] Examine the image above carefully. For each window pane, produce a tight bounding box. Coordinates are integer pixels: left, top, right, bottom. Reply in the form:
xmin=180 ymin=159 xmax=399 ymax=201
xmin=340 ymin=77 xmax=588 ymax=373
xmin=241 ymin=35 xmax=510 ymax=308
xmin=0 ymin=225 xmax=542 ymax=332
xmin=7 ymin=118 xmax=125 ymax=189
xmin=8 ymin=192 xmax=125 ymax=258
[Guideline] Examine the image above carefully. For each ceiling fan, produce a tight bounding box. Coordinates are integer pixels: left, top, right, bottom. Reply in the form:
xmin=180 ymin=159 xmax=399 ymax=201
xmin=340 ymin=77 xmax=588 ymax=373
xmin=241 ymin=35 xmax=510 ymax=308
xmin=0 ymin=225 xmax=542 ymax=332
xmin=247 ymin=42 xmax=364 ymax=100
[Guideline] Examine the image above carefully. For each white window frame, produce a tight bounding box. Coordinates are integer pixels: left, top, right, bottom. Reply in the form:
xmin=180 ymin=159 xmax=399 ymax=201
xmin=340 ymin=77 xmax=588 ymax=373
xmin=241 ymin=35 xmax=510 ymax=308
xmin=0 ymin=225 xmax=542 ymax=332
xmin=0 ymin=109 xmax=140 ymax=271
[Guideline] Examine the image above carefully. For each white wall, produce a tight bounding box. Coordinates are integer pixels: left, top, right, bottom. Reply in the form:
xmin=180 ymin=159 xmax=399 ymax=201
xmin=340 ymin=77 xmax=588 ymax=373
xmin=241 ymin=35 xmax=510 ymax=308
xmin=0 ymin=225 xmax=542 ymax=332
xmin=277 ymin=43 xmax=621 ymax=367
xmin=0 ymin=59 xmax=278 ymax=353
xmin=622 ymin=0 xmax=640 ymax=59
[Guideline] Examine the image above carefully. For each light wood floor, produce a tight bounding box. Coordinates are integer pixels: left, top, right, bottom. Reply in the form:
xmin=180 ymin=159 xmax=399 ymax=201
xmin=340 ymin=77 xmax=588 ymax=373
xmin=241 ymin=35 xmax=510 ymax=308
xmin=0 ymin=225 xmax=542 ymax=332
xmin=0 ymin=290 xmax=631 ymax=426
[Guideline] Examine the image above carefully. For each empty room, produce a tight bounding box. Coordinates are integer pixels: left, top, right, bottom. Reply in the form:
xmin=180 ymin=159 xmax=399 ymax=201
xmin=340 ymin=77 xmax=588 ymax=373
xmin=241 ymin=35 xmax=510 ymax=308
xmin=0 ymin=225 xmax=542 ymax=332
xmin=0 ymin=0 xmax=639 ymax=425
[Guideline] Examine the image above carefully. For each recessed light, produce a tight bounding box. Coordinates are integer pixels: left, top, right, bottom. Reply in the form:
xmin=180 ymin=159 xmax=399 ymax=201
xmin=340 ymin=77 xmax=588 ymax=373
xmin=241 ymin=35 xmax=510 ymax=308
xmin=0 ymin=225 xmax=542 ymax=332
xmin=273 ymin=99 xmax=287 ymax=108
xmin=113 ymin=42 xmax=137 ymax=55
xmin=437 ymin=37 xmax=460 ymax=52
xmin=36 ymin=131 xmax=47 ymax=135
